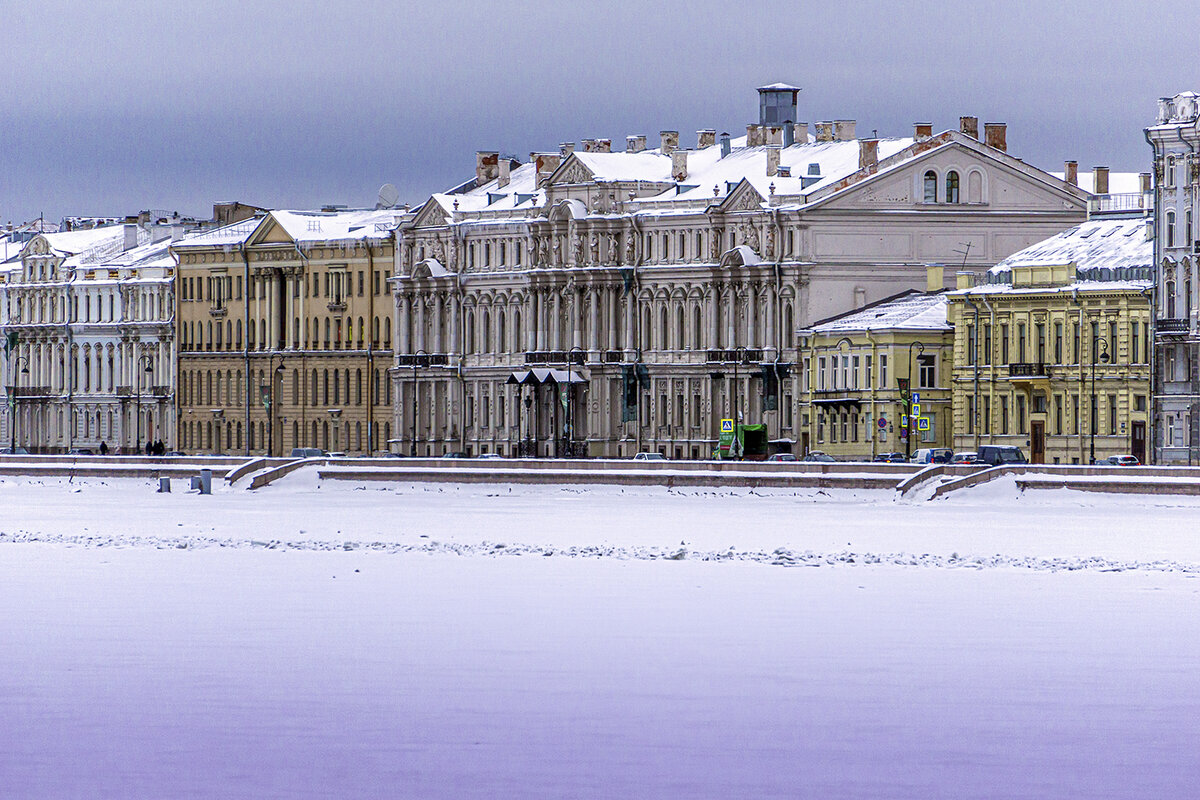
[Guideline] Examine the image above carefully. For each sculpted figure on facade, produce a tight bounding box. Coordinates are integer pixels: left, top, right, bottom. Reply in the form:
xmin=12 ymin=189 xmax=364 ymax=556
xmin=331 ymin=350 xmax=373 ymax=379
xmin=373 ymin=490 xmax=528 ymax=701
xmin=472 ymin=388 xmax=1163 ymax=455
xmin=589 ymin=234 xmax=600 ymax=265
xmin=570 ymin=233 xmax=582 ymax=267
xmin=765 ymin=226 xmax=776 ymax=260
xmin=606 ymin=233 xmax=619 ymax=265
xmin=623 ymin=233 xmax=635 ymax=266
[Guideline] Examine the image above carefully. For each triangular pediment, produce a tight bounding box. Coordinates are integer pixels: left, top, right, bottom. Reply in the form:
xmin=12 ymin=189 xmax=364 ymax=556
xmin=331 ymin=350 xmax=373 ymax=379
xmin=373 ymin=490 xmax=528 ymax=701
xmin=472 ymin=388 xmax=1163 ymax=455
xmin=409 ymin=197 xmax=452 ymax=230
xmin=246 ymin=214 xmax=295 ymax=246
xmin=717 ymin=179 xmax=766 ymax=213
xmin=546 ymin=154 xmax=596 ymax=186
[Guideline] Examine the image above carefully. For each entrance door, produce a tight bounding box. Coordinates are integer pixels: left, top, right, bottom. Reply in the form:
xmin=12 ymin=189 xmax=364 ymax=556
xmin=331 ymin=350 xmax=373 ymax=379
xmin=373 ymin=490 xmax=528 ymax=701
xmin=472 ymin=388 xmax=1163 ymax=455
xmin=801 ymin=431 xmax=810 ymax=456
xmin=1030 ymin=421 xmax=1045 ymax=464
xmin=1132 ymin=421 xmax=1146 ymax=464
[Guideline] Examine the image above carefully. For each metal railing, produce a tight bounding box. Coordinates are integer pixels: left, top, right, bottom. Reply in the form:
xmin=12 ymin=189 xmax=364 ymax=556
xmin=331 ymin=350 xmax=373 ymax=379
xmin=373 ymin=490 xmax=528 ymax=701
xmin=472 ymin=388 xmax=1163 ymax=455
xmin=1008 ymin=362 xmax=1048 ymax=377
xmin=1157 ymin=318 xmax=1188 ymax=334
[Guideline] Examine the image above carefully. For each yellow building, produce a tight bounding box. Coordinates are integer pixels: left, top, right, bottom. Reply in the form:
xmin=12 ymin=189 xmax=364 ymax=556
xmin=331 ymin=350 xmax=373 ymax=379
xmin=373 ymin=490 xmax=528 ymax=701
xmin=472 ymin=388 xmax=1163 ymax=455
xmin=172 ymin=209 xmax=398 ymax=456
xmin=947 ymin=216 xmax=1153 ymax=464
xmin=797 ymin=270 xmax=953 ymax=460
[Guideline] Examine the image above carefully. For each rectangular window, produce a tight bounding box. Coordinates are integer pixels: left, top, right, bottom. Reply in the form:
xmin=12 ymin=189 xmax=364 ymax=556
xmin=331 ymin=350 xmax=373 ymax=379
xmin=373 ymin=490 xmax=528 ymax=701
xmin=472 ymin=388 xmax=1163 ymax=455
xmin=802 ymin=358 xmax=811 ymax=391
xmin=983 ymin=395 xmax=991 ymax=435
xmin=1073 ymin=322 xmax=1080 ymax=363
xmin=1017 ymin=394 xmax=1026 ymax=434
xmin=1036 ymin=323 xmax=1045 ymax=363
xmin=982 ymin=325 xmax=991 ymax=365
xmin=967 ymin=396 xmax=975 ymax=435
xmin=840 ymin=356 xmax=849 ymax=389
xmin=866 ymin=355 xmax=872 ymax=387
xmin=851 ymin=356 xmax=860 ymax=389
xmin=1109 ymin=321 xmax=1117 ymax=360
xmin=1001 ymin=395 xmax=1009 ymax=434
xmin=1090 ymin=395 xmax=1098 ymax=436
xmin=784 ymin=394 xmax=793 ymax=428
xmin=1131 ymin=322 xmax=1139 ymax=363
xmin=659 ymin=393 xmax=667 ymax=427
xmin=692 ymin=394 xmax=701 ymax=428
xmin=1073 ymin=394 xmax=1080 ymax=435
xmin=1000 ymin=324 xmax=1009 ymax=365
xmin=1054 ymin=322 xmax=1063 ymax=363
xmin=918 ymin=355 xmax=936 ymax=388
xmin=817 ymin=414 xmax=825 ymax=443
xmin=967 ymin=326 xmax=976 ymax=366
xmin=1055 ymin=394 xmax=1063 ymax=435
xmin=921 ymin=411 xmax=936 ymax=443
xmin=817 ymin=357 xmax=826 ymax=390
xmin=879 ymin=354 xmax=888 ymax=388
xmin=358 ymin=271 xmax=365 ymax=296
xmin=482 ymin=396 xmax=490 ymax=429
xmin=374 ymin=271 xmax=381 ymax=295
xmin=1017 ymin=323 xmax=1026 ymax=362
xmin=1135 ymin=395 xmax=1146 ymax=412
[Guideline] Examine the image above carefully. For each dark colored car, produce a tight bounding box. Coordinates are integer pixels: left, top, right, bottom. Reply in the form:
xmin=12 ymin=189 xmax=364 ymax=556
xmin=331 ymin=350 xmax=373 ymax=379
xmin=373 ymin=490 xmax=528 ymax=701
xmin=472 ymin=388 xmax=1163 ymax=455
xmin=951 ymin=452 xmax=980 ymax=464
xmin=873 ymin=452 xmax=907 ymax=463
xmin=802 ymin=452 xmax=836 ymax=463
xmin=975 ymin=445 xmax=1027 ymax=466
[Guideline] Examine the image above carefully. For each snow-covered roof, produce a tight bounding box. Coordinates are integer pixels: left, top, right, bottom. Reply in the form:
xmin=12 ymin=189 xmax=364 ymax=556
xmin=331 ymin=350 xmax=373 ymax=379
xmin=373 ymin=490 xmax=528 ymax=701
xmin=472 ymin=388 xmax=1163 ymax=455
xmin=270 ymin=209 xmax=397 ymax=244
xmin=757 ymin=82 xmax=801 ymax=92
xmin=173 ymin=218 xmax=262 ymax=248
xmin=990 ymin=217 xmax=1153 ymax=275
xmin=37 ymin=226 xmax=126 ymax=258
xmin=431 ymin=161 xmax=544 ymax=217
xmin=806 ymin=291 xmax=950 ymax=334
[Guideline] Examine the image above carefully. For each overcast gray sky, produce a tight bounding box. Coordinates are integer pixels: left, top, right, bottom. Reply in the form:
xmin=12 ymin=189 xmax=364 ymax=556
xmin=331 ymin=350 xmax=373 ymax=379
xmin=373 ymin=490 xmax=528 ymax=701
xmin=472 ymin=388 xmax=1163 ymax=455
xmin=2 ymin=0 xmax=1197 ymax=224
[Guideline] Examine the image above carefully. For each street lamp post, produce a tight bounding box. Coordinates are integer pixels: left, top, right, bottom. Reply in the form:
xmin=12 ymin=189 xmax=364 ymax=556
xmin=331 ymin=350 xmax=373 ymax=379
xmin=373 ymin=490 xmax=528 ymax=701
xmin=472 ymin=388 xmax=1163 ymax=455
xmin=263 ymin=356 xmax=285 ymax=457
xmin=731 ymin=346 xmax=747 ymax=460
xmin=906 ymin=341 xmax=926 ymax=461
xmin=135 ymin=354 xmax=154 ymax=455
xmin=566 ymin=346 xmax=585 ymax=458
xmin=410 ymin=350 xmax=427 ymax=457
xmin=1090 ymin=336 xmax=1110 ymax=464
xmin=9 ymin=355 xmax=29 ymax=454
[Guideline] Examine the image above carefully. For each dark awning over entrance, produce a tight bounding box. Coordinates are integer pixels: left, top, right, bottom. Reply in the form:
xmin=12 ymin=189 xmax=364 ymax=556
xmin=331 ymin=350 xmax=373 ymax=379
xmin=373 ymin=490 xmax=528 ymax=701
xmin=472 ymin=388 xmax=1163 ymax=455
xmin=506 ymin=368 xmax=588 ymax=386
xmin=811 ymin=397 xmax=862 ymax=412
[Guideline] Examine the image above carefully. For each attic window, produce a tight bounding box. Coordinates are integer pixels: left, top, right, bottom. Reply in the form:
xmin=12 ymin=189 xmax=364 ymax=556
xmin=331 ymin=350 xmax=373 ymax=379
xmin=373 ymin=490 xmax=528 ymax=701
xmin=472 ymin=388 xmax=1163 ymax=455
xmin=923 ymin=171 xmax=937 ymax=203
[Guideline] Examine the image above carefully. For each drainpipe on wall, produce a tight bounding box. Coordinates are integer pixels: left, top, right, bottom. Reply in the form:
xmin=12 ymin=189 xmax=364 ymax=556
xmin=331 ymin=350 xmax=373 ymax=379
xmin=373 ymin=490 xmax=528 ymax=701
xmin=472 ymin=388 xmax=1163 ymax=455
xmin=981 ymin=294 xmax=995 ymax=446
xmin=239 ymin=242 xmax=251 ymax=456
xmin=1072 ymin=286 xmax=1085 ymax=464
xmin=964 ymin=297 xmax=981 ymax=450
xmin=865 ymin=329 xmax=878 ymax=460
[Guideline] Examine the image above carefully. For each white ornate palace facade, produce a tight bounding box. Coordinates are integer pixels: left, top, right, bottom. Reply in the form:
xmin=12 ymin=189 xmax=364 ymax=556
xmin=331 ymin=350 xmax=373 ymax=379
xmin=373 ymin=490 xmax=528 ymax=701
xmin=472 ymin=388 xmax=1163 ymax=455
xmin=0 ymin=225 xmax=178 ymax=453
xmin=1147 ymin=91 xmax=1200 ymax=464
xmin=392 ymin=86 xmax=1094 ymax=458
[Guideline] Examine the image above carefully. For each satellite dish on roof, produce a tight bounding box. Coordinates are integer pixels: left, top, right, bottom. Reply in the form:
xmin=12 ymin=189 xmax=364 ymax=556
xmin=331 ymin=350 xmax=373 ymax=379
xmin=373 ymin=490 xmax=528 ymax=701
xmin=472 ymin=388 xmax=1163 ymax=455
xmin=377 ymin=183 xmax=400 ymax=209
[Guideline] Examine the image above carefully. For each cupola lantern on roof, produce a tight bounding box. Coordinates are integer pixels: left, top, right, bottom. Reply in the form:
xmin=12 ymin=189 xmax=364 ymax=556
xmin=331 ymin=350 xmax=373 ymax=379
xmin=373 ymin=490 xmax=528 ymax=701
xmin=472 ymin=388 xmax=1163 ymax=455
xmin=757 ymin=83 xmax=800 ymax=127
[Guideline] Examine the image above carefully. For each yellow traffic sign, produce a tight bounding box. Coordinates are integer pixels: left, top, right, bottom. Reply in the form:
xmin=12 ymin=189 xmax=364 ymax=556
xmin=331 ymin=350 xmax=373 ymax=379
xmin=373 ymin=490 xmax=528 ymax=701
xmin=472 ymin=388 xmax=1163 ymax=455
xmin=917 ymin=416 xmax=930 ymax=432
xmin=721 ymin=419 xmax=734 ymax=433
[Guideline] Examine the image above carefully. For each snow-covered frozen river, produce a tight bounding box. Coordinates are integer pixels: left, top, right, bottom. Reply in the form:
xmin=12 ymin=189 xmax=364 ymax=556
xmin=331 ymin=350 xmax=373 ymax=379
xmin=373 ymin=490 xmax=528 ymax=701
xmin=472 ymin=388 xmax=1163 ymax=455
xmin=1 ymin=475 xmax=1197 ymax=798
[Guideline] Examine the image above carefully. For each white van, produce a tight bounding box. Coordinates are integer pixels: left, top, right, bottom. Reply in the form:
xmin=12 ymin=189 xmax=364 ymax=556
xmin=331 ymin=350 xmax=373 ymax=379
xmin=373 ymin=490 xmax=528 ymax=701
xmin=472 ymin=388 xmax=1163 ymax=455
xmin=911 ymin=448 xmax=953 ymax=464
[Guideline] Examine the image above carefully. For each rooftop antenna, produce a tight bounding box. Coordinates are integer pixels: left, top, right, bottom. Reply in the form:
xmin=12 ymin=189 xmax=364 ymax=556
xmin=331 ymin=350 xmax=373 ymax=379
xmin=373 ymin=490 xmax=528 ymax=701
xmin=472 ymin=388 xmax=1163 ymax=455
xmin=377 ymin=183 xmax=400 ymax=210
xmin=952 ymin=242 xmax=972 ymax=269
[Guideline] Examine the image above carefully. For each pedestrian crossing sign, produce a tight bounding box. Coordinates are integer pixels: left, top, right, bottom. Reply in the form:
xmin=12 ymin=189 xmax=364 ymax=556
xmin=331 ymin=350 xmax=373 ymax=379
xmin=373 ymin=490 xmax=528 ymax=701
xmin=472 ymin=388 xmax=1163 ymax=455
xmin=721 ymin=419 xmax=734 ymax=433
xmin=917 ymin=416 xmax=930 ymax=432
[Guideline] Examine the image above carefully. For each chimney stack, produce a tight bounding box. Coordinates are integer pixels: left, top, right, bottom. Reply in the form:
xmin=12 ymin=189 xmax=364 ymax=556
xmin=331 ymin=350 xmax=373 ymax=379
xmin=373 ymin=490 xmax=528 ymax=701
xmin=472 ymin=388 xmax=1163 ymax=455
xmin=959 ymin=116 xmax=979 ymax=139
xmin=745 ymin=124 xmax=764 ymax=147
xmin=626 ymin=135 xmax=647 ymax=153
xmin=914 ymin=123 xmax=933 ymax=141
xmin=672 ymin=150 xmax=689 ymax=181
xmin=984 ymin=122 xmax=1007 ymax=152
xmin=815 ymin=122 xmax=834 ymax=142
xmin=859 ymin=139 xmax=879 ymax=170
xmin=123 ymin=222 xmax=139 ymax=252
xmin=697 ymin=129 xmax=716 ymax=149
xmin=1140 ymin=172 xmax=1152 ymax=193
xmin=582 ymin=138 xmax=597 ymax=153
xmin=794 ymin=122 xmax=809 ymax=144
xmin=766 ymin=146 xmax=781 ymax=177
xmin=476 ymin=151 xmax=500 ymax=185
xmin=955 ymin=270 xmax=975 ymax=290
xmin=719 ymin=132 xmax=731 ymax=158
xmin=1094 ymin=166 xmax=1110 ymax=195
xmin=926 ymin=264 xmax=945 ymax=293
xmin=596 ymin=138 xmax=611 ymax=153
xmin=559 ymin=142 xmax=575 ymax=158
xmin=497 ymin=158 xmax=511 ymax=188
xmin=533 ymin=152 xmax=561 ymax=186
xmin=660 ymin=130 xmax=679 ymax=155
xmin=1064 ymin=160 xmax=1078 ymax=186
xmin=765 ymin=125 xmax=783 ymax=146
xmin=834 ymin=119 xmax=856 ymax=141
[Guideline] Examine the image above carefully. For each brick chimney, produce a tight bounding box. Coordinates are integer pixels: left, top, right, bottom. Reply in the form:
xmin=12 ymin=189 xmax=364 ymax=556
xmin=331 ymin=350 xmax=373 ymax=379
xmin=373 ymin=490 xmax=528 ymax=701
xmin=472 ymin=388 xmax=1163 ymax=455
xmin=746 ymin=124 xmax=764 ymax=147
xmin=1064 ymin=160 xmax=1078 ymax=186
xmin=914 ymin=123 xmax=933 ymax=141
xmin=959 ymin=116 xmax=979 ymax=139
xmin=595 ymin=138 xmax=611 ymax=153
xmin=984 ymin=123 xmax=1007 ymax=152
xmin=497 ymin=158 xmax=511 ymax=188
xmin=660 ymin=130 xmax=679 ymax=155
xmin=697 ymin=129 xmax=716 ymax=149
xmin=859 ymin=139 xmax=879 ymax=170
xmin=1140 ymin=172 xmax=1152 ymax=193
xmin=766 ymin=146 xmax=780 ymax=177
xmin=834 ymin=120 xmax=856 ymax=141
xmin=559 ymin=142 xmax=575 ymax=158
xmin=1094 ymin=166 xmax=1110 ymax=195
xmin=626 ymin=135 xmax=646 ymax=153
xmin=533 ymin=152 xmax=561 ymax=187
xmin=955 ymin=270 xmax=975 ymax=290
xmin=765 ymin=125 xmax=783 ymax=146
xmin=581 ymin=138 xmax=597 ymax=153
xmin=476 ymin=151 xmax=500 ymax=185
xmin=672 ymin=150 xmax=688 ymax=181
xmin=794 ymin=122 xmax=809 ymax=144
xmin=926 ymin=264 xmax=945 ymax=293
xmin=815 ymin=122 xmax=834 ymax=142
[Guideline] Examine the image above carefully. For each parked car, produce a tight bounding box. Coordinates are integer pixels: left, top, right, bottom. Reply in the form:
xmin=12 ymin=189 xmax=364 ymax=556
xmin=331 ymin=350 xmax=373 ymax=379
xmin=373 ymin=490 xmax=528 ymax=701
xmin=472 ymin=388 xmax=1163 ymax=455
xmin=766 ymin=453 xmax=797 ymax=462
xmin=477 ymin=453 xmax=504 ymax=460
xmin=873 ymin=452 xmax=907 ymax=463
xmin=0 ymin=447 xmax=30 ymax=455
xmin=951 ymin=451 xmax=980 ymax=464
xmin=67 ymin=448 xmax=95 ymax=456
xmin=1111 ymin=454 xmax=1141 ymax=466
xmin=802 ymin=451 xmax=836 ymax=463
xmin=440 ymin=452 xmax=470 ymax=459
xmin=290 ymin=447 xmax=328 ymax=458
xmin=975 ymin=445 xmax=1027 ymax=466
xmin=632 ymin=452 xmax=667 ymax=461
xmin=911 ymin=448 xmax=953 ymax=464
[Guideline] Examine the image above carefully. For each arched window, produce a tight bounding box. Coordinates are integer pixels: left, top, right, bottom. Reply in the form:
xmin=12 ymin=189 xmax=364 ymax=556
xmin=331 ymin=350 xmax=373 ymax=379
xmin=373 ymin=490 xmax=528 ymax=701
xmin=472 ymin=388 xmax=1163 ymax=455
xmin=675 ymin=306 xmax=684 ymax=351
xmin=465 ymin=311 xmax=475 ymax=355
xmin=482 ymin=309 xmax=491 ymax=352
xmin=372 ymin=316 xmax=380 ymax=348
xmin=967 ymin=170 xmax=984 ymax=203
xmin=235 ymin=319 xmax=243 ymax=349
xmin=356 ymin=369 xmax=363 ymax=405
xmin=692 ymin=304 xmax=702 ymax=350
xmin=333 ymin=369 xmax=340 ymax=405
xmin=384 ymin=317 xmax=391 ymax=349
xmin=659 ymin=306 xmax=668 ymax=350
xmin=1187 ymin=210 xmax=1194 ymax=249
xmin=259 ymin=319 xmax=266 ymax=350
xmin=310 ymin=369 xmax=318 ymax=405
xmin=292 ymin=369 xmax=299 ymax=402
xmin=358 ymin=316 xmax=365 ymax=349
xmin=923 ymin=170 xmax=937 ymax=203
xmin=945 ymin=171 xmax=960 ymax=203
xmin=1167 ymin=210 xmax=1177 ymax=249
xmin=513 ymin=310 xmax=522 ymax=351
xmin=497 ymin=310 xmax=506 ymax=352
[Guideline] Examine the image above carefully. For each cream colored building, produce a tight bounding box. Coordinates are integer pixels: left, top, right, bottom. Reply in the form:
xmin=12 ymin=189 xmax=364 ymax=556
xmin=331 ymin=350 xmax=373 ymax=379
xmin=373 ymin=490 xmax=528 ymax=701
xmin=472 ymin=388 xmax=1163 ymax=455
xmin=173 ymin=209 xmax=398 ymax=456
xmin=948 ymin=216 xmax=1153 ymax=464
xmin=797 ymin=274 xmax=953 ymax=460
